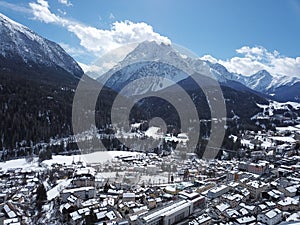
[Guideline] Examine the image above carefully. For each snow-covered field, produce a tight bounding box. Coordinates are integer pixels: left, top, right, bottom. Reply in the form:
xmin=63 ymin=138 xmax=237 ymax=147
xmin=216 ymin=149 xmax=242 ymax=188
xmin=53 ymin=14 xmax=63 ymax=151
xmin=82 ymin=151 xmax=145 ymax=164
xmin=0 ymin=158 xmax=43 ymax=172
xmin=257 ymin=100 xmax=300 ymax=116
xmin=0 ymin=151 xmax=145 ymax=171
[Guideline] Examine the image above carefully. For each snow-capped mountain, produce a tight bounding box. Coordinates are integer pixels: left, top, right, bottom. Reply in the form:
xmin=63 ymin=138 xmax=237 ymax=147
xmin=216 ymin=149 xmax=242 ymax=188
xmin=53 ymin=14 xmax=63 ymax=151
xmin=244 ymin=70 xmax=273 ymax=92
xmin=208 ymin=62 xmax=300 ymax=101
xmin=96 ymin=41 xmax=220 ymax=95
xmin=0 ymin=13 xmax=83 ymax=77
xmin=94 ymin=39 xmax=299 ymax=101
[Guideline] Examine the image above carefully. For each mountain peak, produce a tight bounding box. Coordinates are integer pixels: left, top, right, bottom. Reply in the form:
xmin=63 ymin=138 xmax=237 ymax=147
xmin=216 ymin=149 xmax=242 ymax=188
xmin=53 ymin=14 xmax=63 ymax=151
xmin=122 ymin=40 xmax=174 ymax=63
xmin=253 ymin=69 xmax=272 ymax=77
xmin=0 ymin=13 xmax=83 ymax=77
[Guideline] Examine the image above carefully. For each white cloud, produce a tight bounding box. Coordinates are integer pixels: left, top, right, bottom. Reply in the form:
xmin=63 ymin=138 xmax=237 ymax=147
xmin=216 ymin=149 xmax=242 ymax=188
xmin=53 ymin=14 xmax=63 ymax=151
xmin=201 ymin=46 xmax=300 ymax=78
xmin=29 ymin=0 xmax=63 ymax=24
xmin=200 ymin=55 xmax=218 ymax=64
xmin=58 ymin=0 xmax=72 ymax=7
xmin=0 ymin=1 xmax=32 ymax=13
xmin=29 ymin=0 xmax=171 ymax=59
xmin=67 ymin=20 xmax=171 ymax=55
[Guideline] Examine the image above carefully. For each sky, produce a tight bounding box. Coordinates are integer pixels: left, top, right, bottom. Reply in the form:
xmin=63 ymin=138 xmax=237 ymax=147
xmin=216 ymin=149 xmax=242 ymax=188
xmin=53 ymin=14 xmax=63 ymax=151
xmin=0 ymin=0 xmax=300 ymax=77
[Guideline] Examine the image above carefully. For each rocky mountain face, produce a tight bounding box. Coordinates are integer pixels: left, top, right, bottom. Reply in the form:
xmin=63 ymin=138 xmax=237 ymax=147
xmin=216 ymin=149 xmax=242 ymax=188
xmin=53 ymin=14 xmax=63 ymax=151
xmin=0 ymin=13 xmax=83 ymax=82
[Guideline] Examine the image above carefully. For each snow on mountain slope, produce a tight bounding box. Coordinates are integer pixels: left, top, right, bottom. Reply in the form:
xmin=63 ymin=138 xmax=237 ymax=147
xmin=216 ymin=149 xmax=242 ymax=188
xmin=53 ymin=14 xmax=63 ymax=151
xmin=91 ymin=40 xmax=299 ymax=102
xmin=207 ymin=62 xmax=300 ymax=101
xmin=0 ymin=13 xmax=83 ymax=77
xmin=96 ymin=41 xmax=218 ymax=94
xmin=245 ymin=70 xmax=272 ymax=91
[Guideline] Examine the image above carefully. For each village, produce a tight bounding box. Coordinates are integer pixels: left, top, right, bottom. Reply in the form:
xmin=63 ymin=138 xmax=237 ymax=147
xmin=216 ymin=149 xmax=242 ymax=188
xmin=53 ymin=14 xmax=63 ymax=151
xmin=0 ymin=122 xmax=300 ymax=225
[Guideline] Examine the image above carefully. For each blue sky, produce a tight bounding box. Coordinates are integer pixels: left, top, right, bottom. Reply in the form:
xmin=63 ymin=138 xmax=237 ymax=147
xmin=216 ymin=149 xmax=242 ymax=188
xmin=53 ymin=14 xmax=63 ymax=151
xmin=1 ymin=0 xmax=300 ymax=77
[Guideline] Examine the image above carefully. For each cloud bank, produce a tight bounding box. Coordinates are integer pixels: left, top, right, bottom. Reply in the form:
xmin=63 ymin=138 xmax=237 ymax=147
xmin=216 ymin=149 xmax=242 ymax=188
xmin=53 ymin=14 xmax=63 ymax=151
xmin=201 ymin=46 xmax=300 ymax=78
xmin=29 ymin=0 xmax=171 ymax=57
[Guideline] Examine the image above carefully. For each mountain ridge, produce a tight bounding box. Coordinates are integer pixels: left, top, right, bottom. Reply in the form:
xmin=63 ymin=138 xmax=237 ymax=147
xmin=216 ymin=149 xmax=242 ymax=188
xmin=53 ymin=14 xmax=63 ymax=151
xmin=94 ymin=41 xmax=300 ymax=102
xmin=0 ymin=13 xmax=83 ymax=79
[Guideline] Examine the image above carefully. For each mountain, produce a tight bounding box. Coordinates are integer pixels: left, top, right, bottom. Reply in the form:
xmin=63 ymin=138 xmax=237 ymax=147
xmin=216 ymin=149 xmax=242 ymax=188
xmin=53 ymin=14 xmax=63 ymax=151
xmin=206 ymin=62 xmax=300 ymax=102
xmin=0 ymin=14 xmax=120 ymax=156
xmin=96 ymin=41 xmax=212 ymax=94
xmin=0 ymin=13 xmax=83 ymax=82
xmin=95 ymin=41 xmax=269 ymax=101
xmin=95 ymin=41 xmax=300 ymax=102
xmin=93 ymin=41 xmax=272 ymax=131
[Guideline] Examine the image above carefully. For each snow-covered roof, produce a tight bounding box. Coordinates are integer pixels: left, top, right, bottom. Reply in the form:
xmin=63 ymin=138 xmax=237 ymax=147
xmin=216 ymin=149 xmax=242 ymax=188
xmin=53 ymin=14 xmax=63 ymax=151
xmin=47 ymin=179 xmax=72 ymax=201
xmin=265 ymin=208 xmax=281 ymax=219
xmin=236 ymin=216 xmax=256 ymax=224
xmin=216 ymin=203 xmax=230 ymax=212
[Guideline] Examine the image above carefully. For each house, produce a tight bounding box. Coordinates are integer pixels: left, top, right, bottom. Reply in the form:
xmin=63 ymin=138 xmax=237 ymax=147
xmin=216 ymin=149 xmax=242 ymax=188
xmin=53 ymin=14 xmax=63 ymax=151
xmin=189 ymin=214 xmax=212 ymax=225
xmin=239 ymin=203 xmax=257 ymax=215
xmin=277 ymin=197 xmax=299 ymax=211
xmin=282 ymin=185 xmax=298 ymax=197
xmin=207 ymin=184 xmax=229 ymax=199
xmin=215 ymin=203 xmax=230 ymax=215
xmin=257 ymin=208 xmax=282 ymax=225
xmin=243 ymin=180 xmax=269 ymax=199
xmin=61 ymin=186 xmax=95 ymax=202
xmin=2 ymin=218 xmax=21 ymax=225
xmin=224 ymin=208 xmax=240 ymax=219
xmin=122 ymin=193 xmax=135 ymax=202
xmin=222 ymin=194 xmax=243 ymax=207
xmin=235 ymin=216 xmax=256 ymax=224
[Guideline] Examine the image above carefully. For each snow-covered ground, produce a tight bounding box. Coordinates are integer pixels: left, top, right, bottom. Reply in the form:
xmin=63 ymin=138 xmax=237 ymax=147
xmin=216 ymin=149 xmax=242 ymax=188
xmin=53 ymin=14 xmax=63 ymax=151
xmin=0 ymin=158 xmax=43 ymax=172
xmin=276 ymin=126 xmax=300 ymax=133
xmin=0 ymin=151 xmax=145 ymax=172
xmin=145 ymin=126 xmax=164 ymax=139
xmin=82 ymin=151 xmax=145 ymax=164
xmin=257 ymin=100 xmax=300 ymax=112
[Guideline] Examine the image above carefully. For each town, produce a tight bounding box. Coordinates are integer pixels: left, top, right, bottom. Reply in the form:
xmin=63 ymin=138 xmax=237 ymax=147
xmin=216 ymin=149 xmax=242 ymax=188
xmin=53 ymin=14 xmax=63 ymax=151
xmin=1 ymin=121 xmax=300 ymax=225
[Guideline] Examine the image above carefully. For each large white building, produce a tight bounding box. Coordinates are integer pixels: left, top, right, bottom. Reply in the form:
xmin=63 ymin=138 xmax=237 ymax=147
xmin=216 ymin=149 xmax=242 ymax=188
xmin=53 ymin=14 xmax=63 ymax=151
xmin=137 ymin=200 xmax=193 ymax=225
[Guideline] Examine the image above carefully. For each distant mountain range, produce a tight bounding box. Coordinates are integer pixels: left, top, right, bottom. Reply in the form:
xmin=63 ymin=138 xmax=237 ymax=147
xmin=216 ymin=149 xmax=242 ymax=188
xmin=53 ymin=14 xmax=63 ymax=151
xmin=94 ymin=40 xmax=300 ymax=102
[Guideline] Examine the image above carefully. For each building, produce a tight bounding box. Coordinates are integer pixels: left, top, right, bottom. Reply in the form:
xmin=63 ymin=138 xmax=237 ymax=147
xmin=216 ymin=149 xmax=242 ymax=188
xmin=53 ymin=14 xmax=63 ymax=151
xmin=277 ymin=197 xmax=299 ymax=211
xmin=137 ymin=200 xmax=193 ymax=225
xmin=178 ymin=191 xmax=206 ymax=209
xmin=207 ymin=184 xmax=229 ymax=199
xmin=189 ymin=214 xmax=211 ymax=225
xmin=247 ymin=161 xmax=269 ymax=175
xmin=61 ymin=186 xmax=95 ymax=203
xmin=257 ymin=208 xmax=282 ymax=225
xmin=242 ymin=180 xmax=269 ymax=199
xmin=122 ymin=192 xmax=136 ymax=202
xmin=72 ymin=167 xmax=95 ymax=188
